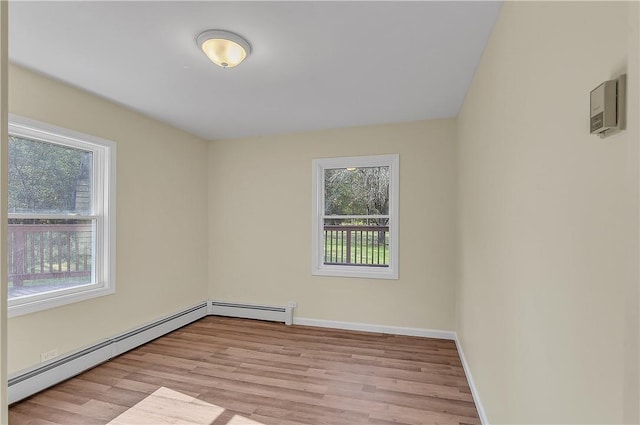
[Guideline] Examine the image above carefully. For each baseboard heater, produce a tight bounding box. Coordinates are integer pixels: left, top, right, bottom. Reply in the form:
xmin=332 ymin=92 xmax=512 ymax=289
xmin=210 ymin=300 xmax=293 ymax=325
xmin=7 ymin=302 xmax=208 ymax=404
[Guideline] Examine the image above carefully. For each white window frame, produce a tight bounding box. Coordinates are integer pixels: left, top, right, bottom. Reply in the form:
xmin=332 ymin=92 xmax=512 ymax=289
xmin=312 ymin=154 xmax=399 ymax=279
xmin=7 ymin=115 xmax=116 ymax=317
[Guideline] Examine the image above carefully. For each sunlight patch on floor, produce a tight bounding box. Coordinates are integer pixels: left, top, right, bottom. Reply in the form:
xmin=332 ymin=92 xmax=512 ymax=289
xmin=107 ymin=386 xmax=264 ymax=425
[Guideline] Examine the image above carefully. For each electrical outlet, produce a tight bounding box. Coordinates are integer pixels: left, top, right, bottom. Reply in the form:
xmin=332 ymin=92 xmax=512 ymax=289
xmin=288 ymin=301 xmax=297 ymax=309
xmin=40 ymin=348 xmax=58 ymax=363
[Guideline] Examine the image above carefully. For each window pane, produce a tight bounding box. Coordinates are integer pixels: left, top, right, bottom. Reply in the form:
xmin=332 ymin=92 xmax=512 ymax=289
xmin=8 ymin=218 xmax=94 ymax=300
xmin=323 ymin=217 xmax=389 ymax=267
xmin=324 ymin=166 xmax=390 ymax=216
xmin=8 ymin=135 xmax=93 ymax=214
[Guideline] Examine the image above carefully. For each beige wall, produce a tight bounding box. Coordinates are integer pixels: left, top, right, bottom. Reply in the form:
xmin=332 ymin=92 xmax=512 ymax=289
xmin=208 ymin=119 xmax=457 ymax=330
xmin=457 ymin=2 xmax=639 ymax=424
xmin=624 ymin=3 xmax=640 ymax=423
xmin=7 ymin=64 xmax=210 ymax=374
xmin=0 ymin=1 xmax=8 ymax=421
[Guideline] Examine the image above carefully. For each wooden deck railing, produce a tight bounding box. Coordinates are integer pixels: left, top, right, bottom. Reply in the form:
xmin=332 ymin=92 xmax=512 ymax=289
xmin=8 ymin=222 xmax=93 ymax=287
xmin=9 ymin=223 xmax=387 ymax=287
xmin=324 ymin=225 xmax=389 ymax=267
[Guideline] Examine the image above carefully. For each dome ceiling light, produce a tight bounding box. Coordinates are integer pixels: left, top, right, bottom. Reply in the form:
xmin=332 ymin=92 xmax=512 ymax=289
xmin=196 ymin=29 xmax=251 ymax=68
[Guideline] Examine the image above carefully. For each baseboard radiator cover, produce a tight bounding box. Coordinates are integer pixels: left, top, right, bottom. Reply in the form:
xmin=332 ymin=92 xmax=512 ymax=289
xmin=210 ymin=300 xmax=293 ymax=325
xmin=7 ymin=302 xmax=208 ymax=404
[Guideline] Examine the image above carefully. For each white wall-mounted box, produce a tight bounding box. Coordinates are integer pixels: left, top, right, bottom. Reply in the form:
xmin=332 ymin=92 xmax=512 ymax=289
xmin=590 ymin=74 xmax=626 ymax=138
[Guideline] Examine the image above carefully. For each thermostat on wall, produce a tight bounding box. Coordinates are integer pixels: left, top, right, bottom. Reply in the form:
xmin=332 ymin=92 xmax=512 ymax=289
xmin=590 ymin=74 xmax=626 ymax=138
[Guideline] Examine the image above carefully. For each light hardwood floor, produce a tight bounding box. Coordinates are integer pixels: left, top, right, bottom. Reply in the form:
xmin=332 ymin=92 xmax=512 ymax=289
xmin=9 ymin=316 xmax=480 ymax=425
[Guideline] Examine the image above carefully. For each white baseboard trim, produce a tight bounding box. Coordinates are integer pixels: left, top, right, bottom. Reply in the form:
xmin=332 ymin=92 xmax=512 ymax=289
xmin=8 ymin=301 xmax=208 ymax=404
xmin=454 ymin=333 xmax=489 ymax=425
xmin=292 ymin=317 xmax=456 ymax=340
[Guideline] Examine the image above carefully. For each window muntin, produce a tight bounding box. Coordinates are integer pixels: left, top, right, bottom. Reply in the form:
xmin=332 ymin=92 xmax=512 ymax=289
xmin=7 ymin=116 xmax=116 ymax=317
xmin=312 ymin=154 xmax=399 ymax=279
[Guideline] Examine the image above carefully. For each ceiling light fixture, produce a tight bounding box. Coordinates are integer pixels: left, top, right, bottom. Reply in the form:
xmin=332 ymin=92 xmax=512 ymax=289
xmin=196 ymin=29 xmax=251 ymax=68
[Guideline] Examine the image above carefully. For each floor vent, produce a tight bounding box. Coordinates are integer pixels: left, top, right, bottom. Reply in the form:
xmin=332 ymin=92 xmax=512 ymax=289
xmin=210 ymin=301 xmax=293 ymax=325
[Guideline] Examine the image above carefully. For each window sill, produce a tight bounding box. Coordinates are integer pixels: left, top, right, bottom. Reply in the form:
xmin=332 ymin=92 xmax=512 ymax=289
xmin=8 ymin=285 xmax=115 ymax=318
xmin=312 ymin=265 xmax=398 ymax=280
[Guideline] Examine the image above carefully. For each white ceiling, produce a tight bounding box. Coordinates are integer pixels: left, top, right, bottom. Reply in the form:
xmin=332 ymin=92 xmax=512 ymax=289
xmin=9 ymin=1 xmax=502 ymax=140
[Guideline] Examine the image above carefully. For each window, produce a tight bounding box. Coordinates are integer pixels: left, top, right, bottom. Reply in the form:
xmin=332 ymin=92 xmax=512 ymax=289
xmin=7 ymin=115 xmax=116 ymax=317
xmin=312 ymin=154 xmax=399 ymax=279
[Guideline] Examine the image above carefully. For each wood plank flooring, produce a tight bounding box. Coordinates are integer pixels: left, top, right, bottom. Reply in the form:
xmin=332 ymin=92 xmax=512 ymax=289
xmin=9 ymin=316 xmax=480 ymax=425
